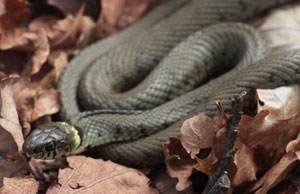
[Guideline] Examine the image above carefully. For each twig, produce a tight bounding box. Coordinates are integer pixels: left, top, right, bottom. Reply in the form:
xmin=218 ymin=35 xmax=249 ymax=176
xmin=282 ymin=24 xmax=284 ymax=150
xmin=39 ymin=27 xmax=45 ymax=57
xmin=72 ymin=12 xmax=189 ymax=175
xmin=203 ymin=91 xmax=246 ymax=194
xmin=215 ymin=100 xmax=229 ymax=127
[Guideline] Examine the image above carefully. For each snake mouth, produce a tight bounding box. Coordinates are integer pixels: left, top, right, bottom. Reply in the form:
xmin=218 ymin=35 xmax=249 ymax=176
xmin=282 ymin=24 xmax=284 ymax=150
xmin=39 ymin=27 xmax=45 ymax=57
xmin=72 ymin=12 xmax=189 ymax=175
xmin=24 ymin=150 xmax=57 ymax=160
xmin=24 ymin=152 xmax=43 ymax=159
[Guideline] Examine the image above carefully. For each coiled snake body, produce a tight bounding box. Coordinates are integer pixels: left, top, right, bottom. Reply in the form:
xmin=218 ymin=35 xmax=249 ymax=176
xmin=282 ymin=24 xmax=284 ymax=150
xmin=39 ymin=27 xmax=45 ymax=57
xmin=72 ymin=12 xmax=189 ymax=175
xmin=23 ymin=0 xmax=300 ymax=167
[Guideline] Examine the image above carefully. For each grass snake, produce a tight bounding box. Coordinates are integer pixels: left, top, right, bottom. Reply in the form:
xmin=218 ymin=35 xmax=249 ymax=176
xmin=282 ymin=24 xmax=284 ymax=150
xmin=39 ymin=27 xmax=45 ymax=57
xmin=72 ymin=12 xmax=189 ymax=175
xmin=23 ymin=0 xmax=300 ymax=167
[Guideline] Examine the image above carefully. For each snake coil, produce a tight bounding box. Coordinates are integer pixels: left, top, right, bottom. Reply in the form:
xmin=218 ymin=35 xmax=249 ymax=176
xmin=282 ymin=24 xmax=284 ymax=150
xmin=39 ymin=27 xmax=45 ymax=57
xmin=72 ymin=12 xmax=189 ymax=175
xmin=23 ymin=0 xmax=300 ymax=167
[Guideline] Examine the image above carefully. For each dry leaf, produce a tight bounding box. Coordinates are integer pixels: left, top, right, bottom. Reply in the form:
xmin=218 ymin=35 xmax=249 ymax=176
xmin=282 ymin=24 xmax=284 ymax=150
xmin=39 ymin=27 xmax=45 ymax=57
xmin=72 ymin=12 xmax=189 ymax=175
xmin=2 ymin=156 xmax=158 ymax=193
xmin=97 ymin=0 xmax=163 ymax=37
xmin=248 ymin=151 xmax=300 ymax=193
xmin=257 ymin=84 xmax=300 ymax=120
xmin=0 ymin=128 xmax=29 ymax=187
xmin=258 ymin=2 xmax=300 ymax=48
xmin=181 ymin=113 xmax=226 ymax=159
xmin=48 ymin=51 xmax=69 ymax=81
xmin=12 ymin=78 xmax=35 ymax=132
xmin=166 ymin=110 xmax=300 ymax=191
xmin=29 ymin=14 xmax=95 ymax=52
xmin=0 ymin=0 xmax=31 ymax=50
xmin=248 ymin=132 xmax=300 ymax=193
xmin=21 ymin=29 xmax=50 ymax=76
xmin=0 ymin=1 xmax=51 ymax=77
xmin=47 ymin=0 xmax=100 ymax=17
xmin=209 ymin=111 xmax=300 ymax=186
xmin=12 ymin=75 xmax=62 ymax=132
xmin=0 ymin=77 xmax=23 ymax=151
xmin=149 ymin=166 xmax=191 ymax=194
xmin=164 ymin=137 xmax=196 ymax=191
xmin=0 ymin=176 xmax=39 ymax=194
xmin=0 ymin=76 xmax=29 ymax=187
xmin=30 ymin=89 xmax=61 ymax=122
xmin=47 ymin=156 xmax=158 ymax=194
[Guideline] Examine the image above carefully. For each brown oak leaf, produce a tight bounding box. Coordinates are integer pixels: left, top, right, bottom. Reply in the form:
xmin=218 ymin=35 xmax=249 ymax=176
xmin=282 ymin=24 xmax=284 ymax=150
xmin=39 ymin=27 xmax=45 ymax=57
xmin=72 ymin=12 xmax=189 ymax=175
xmin=49 ymin=156 xmax=158 ymax=194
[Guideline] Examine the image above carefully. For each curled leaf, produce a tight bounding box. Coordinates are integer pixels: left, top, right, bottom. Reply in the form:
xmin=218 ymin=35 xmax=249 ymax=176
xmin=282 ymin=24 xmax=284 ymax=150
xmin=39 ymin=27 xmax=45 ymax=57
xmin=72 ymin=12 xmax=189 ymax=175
xmin=164 ymin=137 xmax=196 ymax=191
xmin=181 ymin=113 xmax=225 ymax=159
xmin=257 ymin=84 xmax=300 ymax=120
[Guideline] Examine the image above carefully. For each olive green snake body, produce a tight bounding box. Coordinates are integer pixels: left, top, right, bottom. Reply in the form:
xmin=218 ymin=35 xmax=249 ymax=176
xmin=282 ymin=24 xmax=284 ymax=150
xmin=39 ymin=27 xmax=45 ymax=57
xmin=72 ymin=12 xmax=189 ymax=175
xmin=23 ymin=0 xmax=300 ymax=167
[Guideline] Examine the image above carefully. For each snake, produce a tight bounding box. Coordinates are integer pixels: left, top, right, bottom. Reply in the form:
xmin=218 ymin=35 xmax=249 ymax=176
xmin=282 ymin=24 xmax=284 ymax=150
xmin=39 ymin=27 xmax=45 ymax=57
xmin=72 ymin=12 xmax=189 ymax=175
xmin=22 ymin=0 xmax=300 ymax=167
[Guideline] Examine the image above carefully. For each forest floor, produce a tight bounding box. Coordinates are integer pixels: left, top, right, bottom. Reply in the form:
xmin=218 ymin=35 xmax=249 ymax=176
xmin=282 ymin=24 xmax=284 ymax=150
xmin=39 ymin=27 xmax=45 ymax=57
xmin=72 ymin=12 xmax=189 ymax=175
xmin=1 ymin=0 xmax=300 ymax=193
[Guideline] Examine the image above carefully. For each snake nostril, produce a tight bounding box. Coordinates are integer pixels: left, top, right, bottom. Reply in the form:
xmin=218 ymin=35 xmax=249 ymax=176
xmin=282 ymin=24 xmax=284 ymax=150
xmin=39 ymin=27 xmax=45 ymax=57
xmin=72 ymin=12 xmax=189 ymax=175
xmin=22 ymin=142 xmax=29 ymax=152
xmin=23 ymin=142 xmax=38 ymax=153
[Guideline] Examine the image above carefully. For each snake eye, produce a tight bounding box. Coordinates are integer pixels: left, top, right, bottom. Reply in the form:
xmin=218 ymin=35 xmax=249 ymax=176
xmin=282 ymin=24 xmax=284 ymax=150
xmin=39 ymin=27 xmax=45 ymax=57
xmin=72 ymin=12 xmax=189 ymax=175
xmin=45 ymin=141 xmax=56 ymax=151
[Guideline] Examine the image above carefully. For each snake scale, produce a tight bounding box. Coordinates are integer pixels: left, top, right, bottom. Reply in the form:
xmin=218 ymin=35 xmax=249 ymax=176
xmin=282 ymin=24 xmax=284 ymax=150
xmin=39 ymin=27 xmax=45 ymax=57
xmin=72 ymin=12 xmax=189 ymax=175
xmin=23 ymin=0 xmax=300 ymax=167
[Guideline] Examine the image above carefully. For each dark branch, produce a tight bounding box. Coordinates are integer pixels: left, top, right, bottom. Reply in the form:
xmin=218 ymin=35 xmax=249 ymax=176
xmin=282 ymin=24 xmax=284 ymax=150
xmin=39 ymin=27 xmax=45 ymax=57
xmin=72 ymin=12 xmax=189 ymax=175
xmin=203 ymin=91 xmax=246 ymax=194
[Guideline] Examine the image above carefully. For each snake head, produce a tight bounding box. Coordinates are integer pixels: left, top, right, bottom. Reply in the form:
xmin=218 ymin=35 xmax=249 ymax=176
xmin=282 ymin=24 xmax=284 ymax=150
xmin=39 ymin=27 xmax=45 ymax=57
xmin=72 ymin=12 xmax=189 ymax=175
xmin=23 ymin=122 xmax=81 ymax=160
